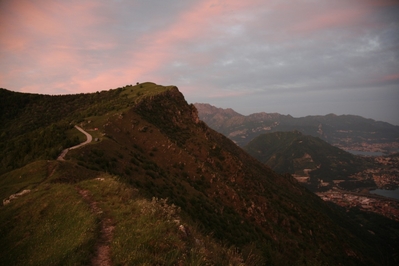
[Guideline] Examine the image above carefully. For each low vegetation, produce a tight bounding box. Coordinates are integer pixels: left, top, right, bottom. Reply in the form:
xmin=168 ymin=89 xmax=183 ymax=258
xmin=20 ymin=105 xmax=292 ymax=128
xmin=0 ymin=83 xmax=172 ymax=175
xmin=244 ymin=131 xmax=372 ymax=191
xmin=1 ymin=83 xmax=398 ymax=265
xmin=0 ymin=165 xmax=251 ymax=265
xmin=0 ymin=181 xmax=97 ymax=265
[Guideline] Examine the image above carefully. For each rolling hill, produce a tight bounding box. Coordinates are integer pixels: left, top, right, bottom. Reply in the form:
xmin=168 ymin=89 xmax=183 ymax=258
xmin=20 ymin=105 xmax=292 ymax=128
xmin=244 ymin=131 xmax=376 ymax=192
xmin=1 ymin=84 xmax=398 ymax=265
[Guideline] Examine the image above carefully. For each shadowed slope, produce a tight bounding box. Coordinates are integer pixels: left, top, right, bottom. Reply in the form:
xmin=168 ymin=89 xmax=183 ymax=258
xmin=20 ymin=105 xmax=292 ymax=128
xmin=1 ymin=84 xmax=398 ymax=265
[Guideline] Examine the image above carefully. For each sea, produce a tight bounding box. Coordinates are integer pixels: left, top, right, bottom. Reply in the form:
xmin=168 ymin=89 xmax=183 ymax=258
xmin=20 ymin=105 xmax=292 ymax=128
xmin=370 ymin=188 xmax=399 ymax=201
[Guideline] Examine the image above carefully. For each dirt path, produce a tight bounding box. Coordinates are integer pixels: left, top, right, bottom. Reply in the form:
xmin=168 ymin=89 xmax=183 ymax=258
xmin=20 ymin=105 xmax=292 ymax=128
xmin=77 ymin=187 xmax=114 ymax=266
xmin=58 ymin=126 xmax=93 ymax=161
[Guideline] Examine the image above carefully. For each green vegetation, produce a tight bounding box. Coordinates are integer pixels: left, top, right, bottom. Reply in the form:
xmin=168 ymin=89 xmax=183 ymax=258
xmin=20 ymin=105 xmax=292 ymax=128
xmin=0 ymin=160 xmax=48 ymax=200
xmin=0 ymin=167 xmax=249 ymax=265
xmin=79 ymin=176 xmax=249 ymax=265
xmin=1 ymin=84 xmax=398 ymax=265
xmin=0 ymin=83 xmax=171 ymax=174
xmin=244 ymin=131 xmax=372 ymax=190
xmin=0 ymin=182 xmax=97 ymax=265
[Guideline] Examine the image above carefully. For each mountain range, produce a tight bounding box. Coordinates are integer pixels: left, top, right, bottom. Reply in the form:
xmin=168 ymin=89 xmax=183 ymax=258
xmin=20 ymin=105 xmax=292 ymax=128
xmin=1 ymin=84 xmax=398 ymax=265
xmin=194 ymin=103 xmax=399 ymax=153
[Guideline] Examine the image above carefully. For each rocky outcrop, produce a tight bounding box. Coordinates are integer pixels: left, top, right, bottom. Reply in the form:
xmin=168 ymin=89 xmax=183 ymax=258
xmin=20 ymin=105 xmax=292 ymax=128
xmin=3 ymin=189 xmax=31 ymax=205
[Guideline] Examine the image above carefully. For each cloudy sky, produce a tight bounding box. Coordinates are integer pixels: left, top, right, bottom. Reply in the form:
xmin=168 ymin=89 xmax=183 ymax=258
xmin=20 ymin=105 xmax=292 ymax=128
xmin=1 ymin=0 xmax=398 ymax=125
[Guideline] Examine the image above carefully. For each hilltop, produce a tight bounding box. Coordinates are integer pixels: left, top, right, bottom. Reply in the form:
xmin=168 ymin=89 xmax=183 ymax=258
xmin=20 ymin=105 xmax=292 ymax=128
xmin=244 ymin=131 xmax=374 ymax=192
xmin=1 ymin=83 xmax=399 ymax=265
xmin=194 ymin=103 xmax=399 ymax=153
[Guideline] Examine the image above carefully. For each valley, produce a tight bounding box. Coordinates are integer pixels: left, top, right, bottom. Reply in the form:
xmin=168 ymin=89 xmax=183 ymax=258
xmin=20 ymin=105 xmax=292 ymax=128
xmin=289 ymin=152 xmax=399 ymax=193
xmin=317 ymin=189 xmax=399 ymax=222
xmin=197 ymin=104 xmax=399 ymax=226
xmin=314 ymin=154 xmax=399 ymax=222
xmin=353 ymin=155 xmax=399 ymax=189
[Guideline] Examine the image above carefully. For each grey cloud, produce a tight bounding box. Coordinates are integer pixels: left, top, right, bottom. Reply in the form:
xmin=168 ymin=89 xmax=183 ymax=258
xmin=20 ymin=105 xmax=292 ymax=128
xmin=1 ymin=0 xmax=398 ymax=124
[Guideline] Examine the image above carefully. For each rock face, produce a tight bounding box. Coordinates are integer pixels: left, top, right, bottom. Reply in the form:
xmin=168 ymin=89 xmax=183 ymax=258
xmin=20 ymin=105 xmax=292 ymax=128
xmin=3 ymin=189 xmax=30 ymax=205
xmin=194 ymin=103 xmax=399 ymax=153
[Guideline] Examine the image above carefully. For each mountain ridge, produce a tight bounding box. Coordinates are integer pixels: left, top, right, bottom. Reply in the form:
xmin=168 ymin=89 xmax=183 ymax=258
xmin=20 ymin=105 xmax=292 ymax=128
xmin=194 ymin=103 xmax=399 ymax=153
xmin=1 ymin=84 xmax=398 ymax=265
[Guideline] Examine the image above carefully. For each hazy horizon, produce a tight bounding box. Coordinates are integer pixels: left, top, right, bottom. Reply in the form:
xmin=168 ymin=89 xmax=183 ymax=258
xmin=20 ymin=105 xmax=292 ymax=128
xmin=1 ymin=0 xmax=398 ymax=125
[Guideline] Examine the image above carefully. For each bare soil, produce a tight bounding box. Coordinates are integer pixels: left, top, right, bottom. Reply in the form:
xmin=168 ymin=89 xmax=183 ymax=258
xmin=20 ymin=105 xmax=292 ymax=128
xmin=77 ymin=188 xmax=114 ymax=266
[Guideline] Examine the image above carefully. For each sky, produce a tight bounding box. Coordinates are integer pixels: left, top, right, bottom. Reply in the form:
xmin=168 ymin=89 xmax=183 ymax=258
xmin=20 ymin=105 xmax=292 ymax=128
xmin=1 ymin=0 xmax=399 ymax=125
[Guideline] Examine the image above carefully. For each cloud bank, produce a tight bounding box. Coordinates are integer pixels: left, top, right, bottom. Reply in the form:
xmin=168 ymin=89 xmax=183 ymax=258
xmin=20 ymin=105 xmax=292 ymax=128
xmin=1 ymin=0 xmax=398 ymax=124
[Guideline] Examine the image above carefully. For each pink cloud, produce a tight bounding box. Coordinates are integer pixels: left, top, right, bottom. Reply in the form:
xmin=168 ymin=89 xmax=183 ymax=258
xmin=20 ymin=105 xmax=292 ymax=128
xmin=290 ymin=8 xmax=366 ymax=34
xmin=119 ymin=0 xmax=263 ymax=83
xmin=379 ymin=73 xmax=399 ymax=82
xmin=1 ymin=0 xmax=397 ymax=98
xmin=0 ymin=0 xmax=292 ymax=94
xmin=0 ymin=0 xmax=110 ymax=54
xmin=0 ymin=0 xmax=118 ymax=93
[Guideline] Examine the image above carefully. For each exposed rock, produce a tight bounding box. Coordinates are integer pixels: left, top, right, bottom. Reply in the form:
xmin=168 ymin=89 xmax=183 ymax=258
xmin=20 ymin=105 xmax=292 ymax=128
xmin=3 ymin=189 xmax=31 ymax=205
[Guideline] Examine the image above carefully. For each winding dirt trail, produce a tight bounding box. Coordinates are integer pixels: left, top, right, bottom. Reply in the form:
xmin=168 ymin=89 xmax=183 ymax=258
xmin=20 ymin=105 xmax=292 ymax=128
xmin=59 ymin=127 xmax=113 ymax=265
xmin=77 ymin=187 xmax=115 ymax=266
xmin=57 ymin=126 xmax=92 ymax=161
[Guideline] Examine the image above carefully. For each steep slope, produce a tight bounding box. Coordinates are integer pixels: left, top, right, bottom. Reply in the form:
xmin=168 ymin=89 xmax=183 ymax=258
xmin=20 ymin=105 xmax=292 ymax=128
xmin=244 ymin=131 xmax=375 ymax=191
xmin=1 ymin=84 xmax=398 ymax=265
xmin=194 ymin=103 xmax=399 ymax=153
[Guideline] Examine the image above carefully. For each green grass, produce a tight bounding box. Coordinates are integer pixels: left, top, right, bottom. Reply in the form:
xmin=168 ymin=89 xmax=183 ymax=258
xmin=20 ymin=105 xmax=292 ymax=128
xmin=0 ymin=82 xmax=173 ymax=174
xmin=0 ymin=160 xmax=48 ymax=200
xmin=65 ymin=126 xmax=85 ymax=144
xmin=78 ymin=175 xmax=247 ymax=265
xmin=0 ymin=164 xmax=248 ymax=266
xmin=0 ymin=182 xmax=97 ymax=266
xmin=121 ymin=82 xmax=174 ymax=101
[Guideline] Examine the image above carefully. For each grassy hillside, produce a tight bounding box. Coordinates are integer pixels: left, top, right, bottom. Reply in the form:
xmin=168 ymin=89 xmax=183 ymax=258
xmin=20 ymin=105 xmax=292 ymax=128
xmin=0 ymin=83 xmax=170 ymax=174
xmin=1 ymin=84 xmax=398 ymax=265
xmin=0 ymin=162 xmax=247 ymax=265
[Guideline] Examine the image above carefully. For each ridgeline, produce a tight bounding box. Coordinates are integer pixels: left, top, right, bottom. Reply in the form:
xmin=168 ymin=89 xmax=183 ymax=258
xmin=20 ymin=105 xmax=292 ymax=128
xmin=1 ymin=83 xmax=398 ymax=265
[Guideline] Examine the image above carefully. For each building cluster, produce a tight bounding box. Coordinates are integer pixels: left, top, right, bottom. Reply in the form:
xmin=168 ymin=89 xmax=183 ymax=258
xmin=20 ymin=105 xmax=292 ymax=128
xmin=349 ymin=154 xmax=399 ymax=188
xmin=316 ymin=190 xmax=399 ymax=222
xmin=372 ymin=155 xmax=399 ymax=187
xmin=337 ymin=141 xmax=399 ymax=154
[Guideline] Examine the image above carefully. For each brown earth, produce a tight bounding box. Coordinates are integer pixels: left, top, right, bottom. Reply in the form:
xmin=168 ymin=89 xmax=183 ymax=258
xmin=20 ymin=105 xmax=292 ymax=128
xmin=77 ymin=187 xmax=114 ymax=266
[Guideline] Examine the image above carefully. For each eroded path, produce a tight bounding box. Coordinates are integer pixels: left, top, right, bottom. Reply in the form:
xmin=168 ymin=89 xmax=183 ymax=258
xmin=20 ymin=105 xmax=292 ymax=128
xmin=58 ymin=126 xmax=93 ymax=161
xmin=77 ymin=187 xmax=114 ymax=266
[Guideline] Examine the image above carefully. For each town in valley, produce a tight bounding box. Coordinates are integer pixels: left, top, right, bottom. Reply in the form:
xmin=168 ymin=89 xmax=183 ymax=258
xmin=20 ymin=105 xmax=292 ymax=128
xmin=296 ymin=151 xmax=399 ymax=221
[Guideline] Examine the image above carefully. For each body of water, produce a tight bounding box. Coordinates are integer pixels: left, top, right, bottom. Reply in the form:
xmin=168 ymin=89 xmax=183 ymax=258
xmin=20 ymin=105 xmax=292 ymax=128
xmin=370 ymin=188 xmax=399 ymax=200
xmin=346 ymin=150 xmax=385 ymax=156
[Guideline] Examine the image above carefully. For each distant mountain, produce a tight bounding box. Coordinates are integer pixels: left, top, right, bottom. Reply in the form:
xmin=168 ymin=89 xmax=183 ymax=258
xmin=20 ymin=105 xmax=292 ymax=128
xmin=1 ymin=84 xmax=398 ymax=265
xmin=194 ymin=103 xmax=399 ymax=153
xmin=244 ymin=131 xmax=375 ymax=191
